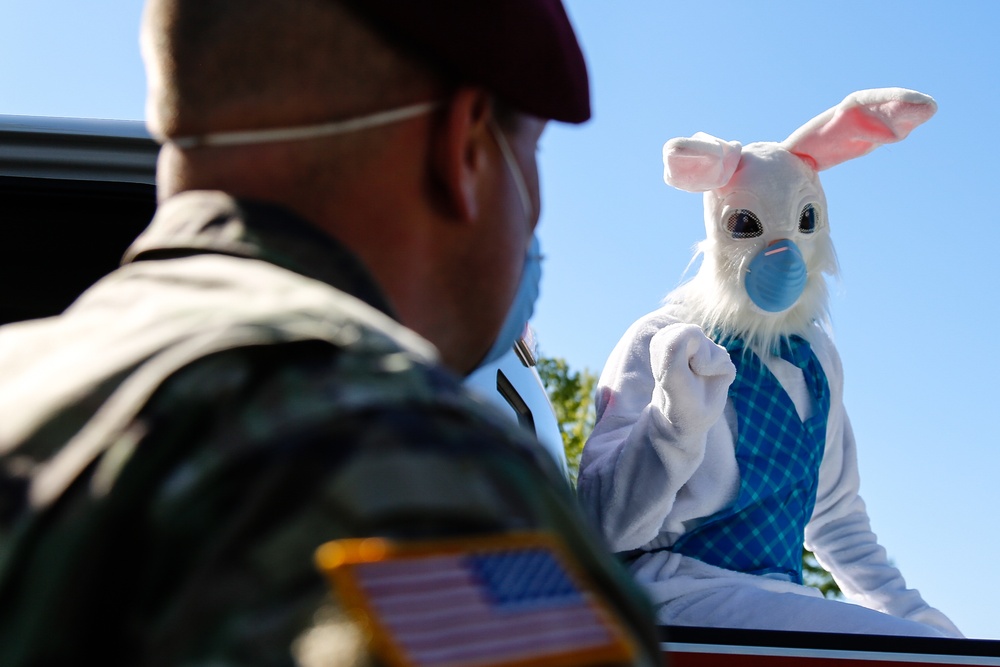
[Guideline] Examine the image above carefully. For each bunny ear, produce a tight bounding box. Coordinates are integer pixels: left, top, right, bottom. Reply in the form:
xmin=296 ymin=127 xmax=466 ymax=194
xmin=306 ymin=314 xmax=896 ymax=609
xmin=782 ymin=88 xmax=937 ymax=171
xmin=662 ymin=132 xmax=743 ymax=192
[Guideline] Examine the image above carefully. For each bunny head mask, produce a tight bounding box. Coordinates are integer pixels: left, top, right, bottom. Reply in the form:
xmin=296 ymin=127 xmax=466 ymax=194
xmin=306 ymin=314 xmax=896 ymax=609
xmin=662 ymin=88 xmax=937 ymax=352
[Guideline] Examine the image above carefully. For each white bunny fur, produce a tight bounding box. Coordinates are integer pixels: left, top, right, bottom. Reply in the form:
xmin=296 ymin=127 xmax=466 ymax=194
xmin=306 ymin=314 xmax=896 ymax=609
xmin=667 ymin=143 xmax=839 ymax=353
xmin=661 ymin=88 xmax=936 ymax=352
xmin=577 ymin=89 xmax=961 ymax=638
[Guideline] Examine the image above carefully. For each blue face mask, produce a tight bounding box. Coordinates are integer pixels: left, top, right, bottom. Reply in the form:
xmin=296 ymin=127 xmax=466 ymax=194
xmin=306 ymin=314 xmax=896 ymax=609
xmin=745 ymin=239 xmax=807 ymax=313
xmin=479 ymin=234 xmax=543 ymax=367
xmin=476 ymin=119 xmax=541 ymax=369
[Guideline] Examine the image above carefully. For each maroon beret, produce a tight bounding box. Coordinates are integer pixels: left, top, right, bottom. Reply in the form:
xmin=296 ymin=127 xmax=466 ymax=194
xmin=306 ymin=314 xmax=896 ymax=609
xmin=340 ymin=0 xmax=590 ymax=124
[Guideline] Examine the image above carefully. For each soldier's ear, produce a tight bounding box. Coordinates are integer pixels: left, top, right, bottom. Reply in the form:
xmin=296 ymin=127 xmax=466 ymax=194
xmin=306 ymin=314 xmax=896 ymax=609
xmin=430 ymin=87 xmax=494 ymax=224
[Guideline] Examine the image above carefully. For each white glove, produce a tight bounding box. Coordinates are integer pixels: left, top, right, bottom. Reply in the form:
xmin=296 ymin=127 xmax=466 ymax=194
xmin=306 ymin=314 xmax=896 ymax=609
xmin=649 ymin=324 xmax=736 ymax=438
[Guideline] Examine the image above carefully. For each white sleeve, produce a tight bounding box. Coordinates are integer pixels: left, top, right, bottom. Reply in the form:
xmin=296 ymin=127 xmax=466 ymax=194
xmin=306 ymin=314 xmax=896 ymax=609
xmin=577 ymin=316 xmax=733 ymax=552
xmin=804 ymin=340 xmax=963 ymax=637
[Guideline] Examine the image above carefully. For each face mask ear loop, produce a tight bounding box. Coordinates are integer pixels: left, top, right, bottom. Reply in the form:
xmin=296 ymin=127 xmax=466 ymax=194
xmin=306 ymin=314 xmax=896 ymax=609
xmin=488 ymin=118 xmax=534 ymax=224
xmin=163 ymin=100 xmax=442 ymax=149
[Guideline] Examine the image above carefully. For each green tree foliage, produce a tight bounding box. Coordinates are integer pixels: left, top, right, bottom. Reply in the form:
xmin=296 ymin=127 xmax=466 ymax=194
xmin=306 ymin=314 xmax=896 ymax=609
xmin=803 ymin=548 xmax=843 ymax=599
xmin=536 ymin=355 xmax=841 ymax=598
xmin=535 ymin=356 xmax=597 ymax=485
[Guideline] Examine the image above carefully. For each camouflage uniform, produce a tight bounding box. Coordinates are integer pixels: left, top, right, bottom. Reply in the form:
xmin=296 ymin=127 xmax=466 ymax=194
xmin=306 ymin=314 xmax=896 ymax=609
xmin=0 ymin=191 xmax=660 ymax=666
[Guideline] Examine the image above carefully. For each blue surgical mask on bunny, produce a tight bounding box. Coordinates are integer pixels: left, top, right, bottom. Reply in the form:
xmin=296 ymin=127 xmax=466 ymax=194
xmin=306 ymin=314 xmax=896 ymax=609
xmin=479 ymin=234 xmax=543 ymax=368
xmin=745 ymin=239 xmax=808 ymax=312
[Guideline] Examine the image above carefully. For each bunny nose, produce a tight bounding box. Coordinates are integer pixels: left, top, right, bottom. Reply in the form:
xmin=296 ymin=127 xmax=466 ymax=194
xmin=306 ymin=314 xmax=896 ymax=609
xmin=765 ymin=239 xmax=791 ymax=256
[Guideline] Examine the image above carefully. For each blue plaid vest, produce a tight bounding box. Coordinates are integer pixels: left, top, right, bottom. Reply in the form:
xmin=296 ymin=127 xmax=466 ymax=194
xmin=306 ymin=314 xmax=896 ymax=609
xmin=669 ymin=334 xmax=829 ymax=583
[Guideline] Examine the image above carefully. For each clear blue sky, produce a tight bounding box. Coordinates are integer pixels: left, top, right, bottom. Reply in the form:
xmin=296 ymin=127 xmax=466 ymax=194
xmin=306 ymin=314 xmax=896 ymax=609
xmin=2 ymin=0 xmax=997 ymax=640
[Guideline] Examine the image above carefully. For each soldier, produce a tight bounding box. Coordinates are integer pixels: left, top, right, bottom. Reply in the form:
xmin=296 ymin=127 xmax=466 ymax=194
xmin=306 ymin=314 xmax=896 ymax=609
xmin=0 ymin=1 xmax=662 ymax=665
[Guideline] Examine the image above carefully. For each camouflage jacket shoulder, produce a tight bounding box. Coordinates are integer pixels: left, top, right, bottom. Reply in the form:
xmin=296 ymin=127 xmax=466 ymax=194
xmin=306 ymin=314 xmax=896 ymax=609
xmin=0 ymin=192 xmax=661 ymax=666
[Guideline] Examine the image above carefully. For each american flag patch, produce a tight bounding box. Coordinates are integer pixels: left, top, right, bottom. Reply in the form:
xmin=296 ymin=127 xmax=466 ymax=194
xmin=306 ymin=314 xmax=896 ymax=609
xmin=315 ymin=532 xmax=635 ymax=667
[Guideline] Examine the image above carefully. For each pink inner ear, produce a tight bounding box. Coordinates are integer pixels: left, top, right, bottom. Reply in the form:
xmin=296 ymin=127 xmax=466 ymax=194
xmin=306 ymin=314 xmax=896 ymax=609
xmin=663 ymin=134 xmax=742 ymax=192
xmin=665 ymin=152 xmax=725 ymax=191
xmin=791 ymin=152 xmax=818 ymax=171
xmin=783 ymin=89 xmax=937 ymax=172
xmin=789 ymin=105 xmax=909 ymax=171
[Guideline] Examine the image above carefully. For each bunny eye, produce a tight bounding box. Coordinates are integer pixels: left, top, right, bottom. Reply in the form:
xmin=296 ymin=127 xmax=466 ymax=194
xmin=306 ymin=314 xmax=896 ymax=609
xmin=726 ymin=209 xmax=763 ymax=239
xmin=799 ymin=204 xmax=818 ymax=234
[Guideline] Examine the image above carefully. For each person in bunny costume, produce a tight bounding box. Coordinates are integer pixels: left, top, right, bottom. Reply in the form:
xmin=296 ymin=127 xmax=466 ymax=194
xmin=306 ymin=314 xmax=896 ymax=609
xmin=577 ymin=88 xmax=963 ymax=637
